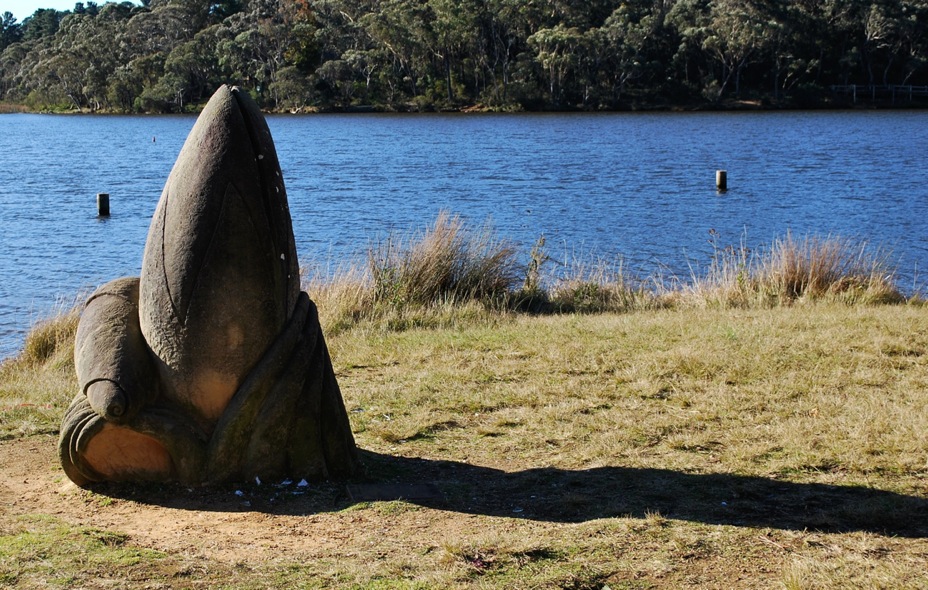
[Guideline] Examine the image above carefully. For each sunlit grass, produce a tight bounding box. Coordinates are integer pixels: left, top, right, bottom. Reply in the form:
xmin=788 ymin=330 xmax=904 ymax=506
xmin=0 ymin=307 xmax=78 ymax=440
xmin=4 ymin=303 xmax=928 ymax=588
xmin=0 ymin=514 xmax=215 ymax=588
xmin=2 ymin=213 xmax=926 ymax=589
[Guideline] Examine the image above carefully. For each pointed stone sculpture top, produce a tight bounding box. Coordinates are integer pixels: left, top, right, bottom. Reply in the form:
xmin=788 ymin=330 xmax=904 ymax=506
xmin=141 ymin=84 xmax=299 ymax=428
xmin=60 ymin=86 xmax=360 ymax=486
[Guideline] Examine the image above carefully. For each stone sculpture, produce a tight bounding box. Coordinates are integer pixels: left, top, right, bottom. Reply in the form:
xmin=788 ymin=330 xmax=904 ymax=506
xmin=59 ymin=85 xmax=359 ymax=486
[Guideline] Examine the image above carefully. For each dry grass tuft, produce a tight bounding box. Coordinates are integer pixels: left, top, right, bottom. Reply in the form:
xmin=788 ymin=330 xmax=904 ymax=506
xmin=303 ymin=263 xmax=374 ymax=334
xmin=18 ymin=310 xmax=80 ymax=368
xmin=368 ymin=211 xmax=520 ymax=308
xmin=545 ymin=253 xmax=655 ymax=314
xmin=0 ymin=307 xmax=80 ymax=439
xmin=304 ymin=212 xmax=523 ymax=333
xmin=680 ymin=232 xmax=905 ymax=308
xmin=758 ymin=233 xmax=903 ymax=304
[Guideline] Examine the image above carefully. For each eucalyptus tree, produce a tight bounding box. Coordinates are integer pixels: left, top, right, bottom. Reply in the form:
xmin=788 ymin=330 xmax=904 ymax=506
xmin=315 ymin=56 xmax=356 ymax=104
xmin=668 ymin=0 xmax=773 ymax=100
xmin=269 ymin=64 xmax=315 ymax=108
xmin=0 ymin=12 xmax=22 ymax=52
xmin=21 ymin=8 xmax=64 ymax=41
xmin=476 ymin=0 xmax=523 ymax=106
xmin=162 ymin=33 xmax=221 ymax=107
xmin=527 ymin=23 xmax=584 ymax=106
xmin=815 ymin=0 xmax=871 ymax=85
xmin=760 ymin=2 xmax=818 ymax=100
xmin=215 ymin=0 xmax=316 ymax=107
xmin=897 ymin=0 xmax=928 ymax=84
xmin=127 ymin=52 xmax=169 ymax=110
xmin=591 ymin=1 xmax=657 ymax=103
xmin=72 ymin=2 xmax=101 ymax=16
xmin=123 ymin=3 xmax=196 ymax=56
xmin=859 ymin=0 xmax=928 ymax=86
xmin=702 ymin=0 xmax=770 ymax=98
xmin=355 ymin=0 xmax=434 ymax=103
xmin=310 ymin=0 xmax=368 ymax=104
xmin=429 ymin=0 xmax=483 ymax=104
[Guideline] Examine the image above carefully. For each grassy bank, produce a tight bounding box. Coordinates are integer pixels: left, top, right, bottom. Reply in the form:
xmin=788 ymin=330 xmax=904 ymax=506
xmin=2 ymin=303 xmax=928 ymax=588
xmin=303 ymin=213 xmax=908 ymax=334
xmin=1 ymin=216 xmax=926 ymax=588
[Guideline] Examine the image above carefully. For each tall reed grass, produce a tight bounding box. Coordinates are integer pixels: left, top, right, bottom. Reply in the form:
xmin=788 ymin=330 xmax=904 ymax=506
xmin=306 ymin=212 xmax=521 ymax=332
xmin=303 ymin=213 xmax=907 ymax=330
xmin=674 ymin=231 xmax=905 ymax=309
xmin=0 ymin=308 xmax=79 ymax=438
xmin=368 ymin=211 xmax=520 ymax=307
xmin=17 ymin=309 xmax=80 ymax=368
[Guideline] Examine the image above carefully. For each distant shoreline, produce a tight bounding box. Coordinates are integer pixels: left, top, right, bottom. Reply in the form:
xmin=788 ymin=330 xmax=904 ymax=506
xmin=3 ymin=97 xmax=927 ymax=116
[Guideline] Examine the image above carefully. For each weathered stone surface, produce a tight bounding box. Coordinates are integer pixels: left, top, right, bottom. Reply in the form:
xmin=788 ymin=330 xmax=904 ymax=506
xmin=59 ymin=85 xmax=359 ymax=486
xmin=140 ymin=84 xmax=299 ymax=429
xmin=74 ymin=277 xmax=156 ymax=424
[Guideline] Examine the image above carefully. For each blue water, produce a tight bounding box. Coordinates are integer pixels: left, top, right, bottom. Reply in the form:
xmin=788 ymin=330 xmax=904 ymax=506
xmin=2 ymin=111 xmax=927 ymax=358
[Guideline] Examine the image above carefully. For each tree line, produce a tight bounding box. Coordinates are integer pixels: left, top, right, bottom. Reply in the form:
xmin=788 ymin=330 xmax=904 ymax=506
xmin=1 ymin=0 xmax=926 ymax=113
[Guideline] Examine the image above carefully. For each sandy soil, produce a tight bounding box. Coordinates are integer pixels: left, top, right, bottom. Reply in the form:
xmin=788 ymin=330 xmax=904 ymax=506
xmin=3 ymin=435 xmax=411 ymax=565
xmin=0 ymin=434 xmax=539 ymax=570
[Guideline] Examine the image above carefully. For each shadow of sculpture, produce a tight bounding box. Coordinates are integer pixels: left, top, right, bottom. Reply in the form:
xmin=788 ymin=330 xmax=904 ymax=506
xmin=93 ymin=450 xmax=928 ymax=539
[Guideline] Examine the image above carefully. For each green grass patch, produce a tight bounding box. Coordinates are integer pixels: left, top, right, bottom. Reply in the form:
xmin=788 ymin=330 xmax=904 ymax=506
xmin=0 ymin=309 xmax=78 ymax=440
xmin=0 ymin=515 xmax=169 ymax=588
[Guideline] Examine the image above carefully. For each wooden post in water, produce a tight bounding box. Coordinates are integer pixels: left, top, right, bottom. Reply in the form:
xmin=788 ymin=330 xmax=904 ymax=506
xmin=716 ymin=170 xmax=727 ymax=192
xmin=97 ymin=193 xmax=110 ymax=216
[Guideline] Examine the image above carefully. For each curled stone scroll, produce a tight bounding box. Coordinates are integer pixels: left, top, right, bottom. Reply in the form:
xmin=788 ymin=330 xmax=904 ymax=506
xmin=59 ymin=85 xmax=360 ymax=486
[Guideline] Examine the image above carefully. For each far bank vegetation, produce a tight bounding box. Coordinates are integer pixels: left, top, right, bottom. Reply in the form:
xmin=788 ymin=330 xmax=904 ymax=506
xmin=1 ymin=0 xmax=927 ymax=113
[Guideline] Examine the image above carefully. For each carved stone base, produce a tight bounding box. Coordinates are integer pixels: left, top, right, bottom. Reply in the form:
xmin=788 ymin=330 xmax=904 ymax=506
xmin=60 ymin=281 xmax=358 ymax=486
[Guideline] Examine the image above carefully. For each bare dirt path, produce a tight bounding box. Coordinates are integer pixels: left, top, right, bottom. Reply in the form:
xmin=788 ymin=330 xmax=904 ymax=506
xmin=0 ymin=434 xmax=538 ymax=572
xmin=1 ymin=435 xmax=466 ymax=565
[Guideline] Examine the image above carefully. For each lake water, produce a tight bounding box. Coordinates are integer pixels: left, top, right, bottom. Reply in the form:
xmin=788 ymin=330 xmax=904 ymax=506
xmin=1 ymin=110 xmax=927 ymax=358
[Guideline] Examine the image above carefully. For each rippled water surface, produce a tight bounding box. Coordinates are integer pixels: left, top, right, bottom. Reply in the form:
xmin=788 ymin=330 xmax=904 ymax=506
xmin=2 ymin=111 xmax=927 ymax=358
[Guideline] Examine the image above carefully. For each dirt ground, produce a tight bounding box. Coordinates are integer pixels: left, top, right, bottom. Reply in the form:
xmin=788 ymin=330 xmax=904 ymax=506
xmin=1 ymin=434 xmax=494 ymax=567
xmin=3 ymin=433 xmax=927 ymax=589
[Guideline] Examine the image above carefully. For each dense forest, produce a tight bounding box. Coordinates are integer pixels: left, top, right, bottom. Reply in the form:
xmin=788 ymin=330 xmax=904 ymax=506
xmin=1 ymin=0 xmax=927 ymax=112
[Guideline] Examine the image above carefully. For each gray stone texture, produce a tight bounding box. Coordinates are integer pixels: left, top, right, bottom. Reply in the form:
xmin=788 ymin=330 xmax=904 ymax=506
xmin=139 ymin=85 xmax=300 ymax=429
xmin=59 ymin=85 xmax=359 ymax=486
